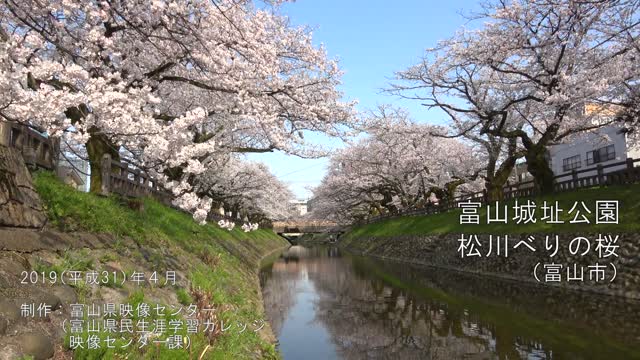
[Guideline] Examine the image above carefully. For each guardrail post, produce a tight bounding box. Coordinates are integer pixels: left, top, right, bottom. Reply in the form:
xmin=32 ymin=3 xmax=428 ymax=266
xmin=141 ymin=176 xmax=148 ymax=195
xmin=101 ymin=154 xmax=112 ymax=196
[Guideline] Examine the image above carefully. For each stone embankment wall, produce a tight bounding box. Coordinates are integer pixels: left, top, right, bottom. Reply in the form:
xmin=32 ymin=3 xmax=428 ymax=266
xmin=0 ymin=229 xmax=289 ymax=360
xmin=341 ymin=233 xmax=640 ymax=299
xmin=0 ymin=145 xmax=47 ymax=228
xmin=0 ymin=143 xmax=291 ymax=359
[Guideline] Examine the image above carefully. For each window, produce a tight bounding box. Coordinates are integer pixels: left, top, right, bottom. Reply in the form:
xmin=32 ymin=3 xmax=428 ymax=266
xmin=586 ymin=144 xmax=616 ymax=165
xmin=563 ymin=155 xmax=582 ymax=172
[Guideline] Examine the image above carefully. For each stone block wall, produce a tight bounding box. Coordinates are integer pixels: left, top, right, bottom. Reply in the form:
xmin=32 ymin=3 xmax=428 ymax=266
xmin=0 ymin=145 xmax=47 ymax=228
xmin=342 ymin=232 xmax=640 ymax=299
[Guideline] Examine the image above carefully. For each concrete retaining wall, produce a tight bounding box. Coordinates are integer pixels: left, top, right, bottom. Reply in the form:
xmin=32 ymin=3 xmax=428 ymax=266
xmin=341 ymin=232 xmax=640 ymax=299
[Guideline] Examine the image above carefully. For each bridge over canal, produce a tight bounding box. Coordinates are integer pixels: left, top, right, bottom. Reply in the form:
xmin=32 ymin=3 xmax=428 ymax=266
xmin=272 ymin=220 xmax=345 ymax=243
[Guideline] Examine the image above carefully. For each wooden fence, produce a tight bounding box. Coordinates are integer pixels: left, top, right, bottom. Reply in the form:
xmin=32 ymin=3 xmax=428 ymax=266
xmin=98 ymin=154 xmax=264 ymax=226
xmin=0 ymin=122 xmax=171 ymax=205
xmin=361 ymin=157 xmax=640 ymax=224
xmin=100 ymin=154 xmax=173 ymax=206
xmin=0 ymin=121 xmax=58 ymax=170
xmin=0 ymin=122 xmax=254 ymax=226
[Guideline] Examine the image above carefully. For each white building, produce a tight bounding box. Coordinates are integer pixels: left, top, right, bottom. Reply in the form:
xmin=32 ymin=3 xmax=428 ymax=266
xmin=509 ymin=162 xmax=534 ymax=185
xmin=289 ymin=200 xmax=308 ymax=216
xmin=548 ymin=125 xmax=636 ymax=181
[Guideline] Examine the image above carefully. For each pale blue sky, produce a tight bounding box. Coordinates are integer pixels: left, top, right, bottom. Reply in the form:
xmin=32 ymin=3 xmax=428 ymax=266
xmin=249 ymin=0 xmax=482 ymax=199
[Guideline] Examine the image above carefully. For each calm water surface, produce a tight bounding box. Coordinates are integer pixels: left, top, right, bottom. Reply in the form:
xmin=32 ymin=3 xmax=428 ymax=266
xmin=259 ymin=246 xmax=640 ymax=360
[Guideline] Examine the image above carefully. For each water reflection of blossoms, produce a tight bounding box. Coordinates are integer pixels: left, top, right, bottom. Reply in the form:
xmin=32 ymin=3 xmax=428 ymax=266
xmin=260 ymin=247 xmax=640 ymax=360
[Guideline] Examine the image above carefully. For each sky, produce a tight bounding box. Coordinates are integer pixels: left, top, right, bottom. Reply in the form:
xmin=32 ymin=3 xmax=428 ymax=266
xmin=249 ymin=0 xmax=483 ymax=199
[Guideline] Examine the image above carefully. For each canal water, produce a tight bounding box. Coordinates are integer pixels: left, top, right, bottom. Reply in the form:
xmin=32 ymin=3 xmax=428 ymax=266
xmin=259 ymin=246 xmax=640 ymax=360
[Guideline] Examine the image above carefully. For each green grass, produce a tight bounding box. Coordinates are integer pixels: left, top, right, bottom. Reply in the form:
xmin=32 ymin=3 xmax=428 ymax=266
xmin=63 ymin=290 xmax=198 ymax=360
xmin=32 ymin=171 xmax=288 ymax=359
xmin=345 ymin=184 xmax=640 ymax=240
xmin=34 ymin=171 xmax=280 ymax=247
xmin=176 ymin=288 xmax=193 ymax=306
xmin=33 ymin=249 xmax=94 ymax=277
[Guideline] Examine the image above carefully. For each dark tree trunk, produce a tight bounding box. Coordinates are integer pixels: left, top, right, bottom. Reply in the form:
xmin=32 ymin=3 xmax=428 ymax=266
xmin=485 ymin=163 xmax=517 ymax=201
xmin=505 ymin=125 xmax=558 ymax=196
xmin=381 ymin=192 xmax=398 ymax=214
xmin=485 ymin=139 xmax=519 ymax=202
xmin=525 ymin=143 xmax=555 ymax=195
xmin=445 ymin=179 xmax=464 ymax=199
xmin=485 ymin=178 xmax=505 ymax=202
xmin=86 ymin=130 xmax=119 ymax=194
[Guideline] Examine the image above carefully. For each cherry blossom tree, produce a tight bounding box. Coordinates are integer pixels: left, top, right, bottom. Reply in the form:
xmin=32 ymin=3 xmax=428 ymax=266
xmin=608 ymin=3 xmax=640 ymax=144
xmin=189 ymin=155 xmax=294 ymax=224
xmin=311 ymin=106 xmax=482 ymax=222
xmin=418 ymin=110 xmax=526 ymax=201
xmin=0 ymin=0 xmax=356 ymax=221
xmin=390 ymin=0 xmax=640 ymax=194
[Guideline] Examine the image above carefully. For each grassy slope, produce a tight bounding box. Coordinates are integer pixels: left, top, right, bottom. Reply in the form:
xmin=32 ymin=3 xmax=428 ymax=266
xmin=345 ymin=184 xmax=640 ymax=241
xmin=33 ymin=171 xmax=289 ymax=359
